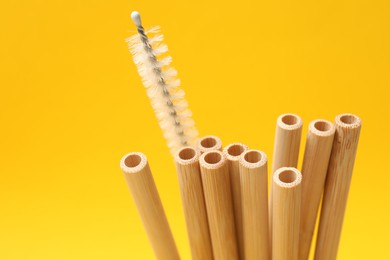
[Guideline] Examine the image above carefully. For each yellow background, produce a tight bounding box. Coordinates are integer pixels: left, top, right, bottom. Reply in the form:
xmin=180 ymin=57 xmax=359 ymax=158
xmin=1 ymin=0 xmax=389 ymax=259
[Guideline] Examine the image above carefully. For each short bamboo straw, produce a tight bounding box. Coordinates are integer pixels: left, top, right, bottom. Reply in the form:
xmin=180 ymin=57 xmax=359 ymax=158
xmin=120 ymin=152 xmax=180 ymax=260
xmin=200 ymin=150 xmax=239 ymax=260
xmin=196 ymin=135 xmax=222 ymax=154
xmin=222 ymin=143 xmax=248 ymax=259
xmin=175 ymin=147 xmax=213 ymax=260
xmin=298 ymin=120 xmax=336 ymax=260
xmin=270 ymin=113 xmax=303 ymax=251
xmin=272 ymin=167 xmax=302 ymax=260
xmin=314 ymin=113 xmax=362 ymax=260
xmin=272 ymin=113 xmax=303 ymax=173
xmin=239 ymin=150 xmax=269 ymax=260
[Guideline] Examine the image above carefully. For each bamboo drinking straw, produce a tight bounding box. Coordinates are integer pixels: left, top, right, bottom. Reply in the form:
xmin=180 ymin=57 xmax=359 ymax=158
xmin=314 ymin=113 xmax=362 ymax=260
xmin=175 ymin=147 xmax=213 ymax=260
xmin=199 ymin=150 xmax=239 ymax=260
xmin=272 ymin=113 xmax=303 ymax=173
xmin=120 ymin=152 xmax=180 ymax=260
xmin=222 ymin=143 xmax=248 ymax=260
xmin=239 ymin=150 xmax=270 ymax=260
xmin=196 ymin=135 xmax=222 ymax=154
xmin=298 ymin=120 xmax=335 ymax=260
xmin=272 ymin=167 xmax=302 ymax=260
xmin=270 ymin=113 xmax=303 ymax=250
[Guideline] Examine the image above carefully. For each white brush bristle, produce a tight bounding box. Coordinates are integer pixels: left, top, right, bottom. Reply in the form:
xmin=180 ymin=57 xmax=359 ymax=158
xmin=126 ymin=26 xmax=199 ymax=155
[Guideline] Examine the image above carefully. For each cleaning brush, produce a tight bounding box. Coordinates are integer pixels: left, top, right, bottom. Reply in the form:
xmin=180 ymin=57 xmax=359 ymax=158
xmin=127 ymin=11 xmax=198 ymax=155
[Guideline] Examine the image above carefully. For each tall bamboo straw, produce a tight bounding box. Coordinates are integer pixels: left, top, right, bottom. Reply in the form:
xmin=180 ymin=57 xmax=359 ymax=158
xmin=120 ymin=152 xmax=180 ymax=260
xmin=314 ymin=114 xmax=362 ymax=260
xmin=175 ymin=147 xmax=213 ymax=260
xmin=270 ymin=113 xmax=303 ymax=250
xmin=272 ymin=113 xmax=303 ymax=173
xmin=222 ymin=143 xmax=248 ymax=259
xmin=239 ymin=150 xmax=269 ymax=260
xmin=199 ymin=150 xmax=239 ymax=260
xmin=272 ymin=167 xmax=302 ymax=260
xmin=196 ymin=135 xmax=222 ymax=154
xmin=298 ymin=120 xmax=335 ymax=260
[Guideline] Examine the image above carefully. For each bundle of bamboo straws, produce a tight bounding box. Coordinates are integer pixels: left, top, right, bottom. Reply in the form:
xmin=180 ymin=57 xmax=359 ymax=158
xmin=120 ymin=113 xmax=361 ymax=260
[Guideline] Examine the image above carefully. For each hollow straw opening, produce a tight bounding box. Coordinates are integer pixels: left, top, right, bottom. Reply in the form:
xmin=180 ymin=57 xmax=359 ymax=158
xmin=273 ymin=167 xmax=302 ymax=188
xmin=335 ymin=113 xmax=361 ymax=128
xmin=175 ymin=147 xmax=200 ymax=165
xmin=227 ymin=144 xmax=246 ymax=157
xmin=201 ymin=137 xmax=217 ymax=148
xmin=277 ymin=113 xmax=303 ymax=130
xmin=204 ymin=152 xmax=222 ymax=164
xmin=244 ymin=150 xmax=262 ymax=163
xmin=179 ymin=147 xmax=196 ymax=160
xmin=309 ymin=119 xmax=335 ymax=136
xmin=282 ymin=115 xmax=298 ymax=125
xmin=239 ymin=149 xmax=267 ymax=168
xmin=120 ymin=152 xmax=148 ymax=174
xmin=200 ymin=150 xmax=225 ymax=169
xmin=223 ymin=143 xmax=248 ymax=161
xmin=340 ymin=115 xmax=358 ymax=124
xmin=197 ymin=135 xmax=222 ymax=153
xmin=314 ymin=121 xmax=332 ymax=132
xmin=278 ymin=170 xmax=298 ymax=183
xmin=124 ymin=154 xmax=142 ymax=168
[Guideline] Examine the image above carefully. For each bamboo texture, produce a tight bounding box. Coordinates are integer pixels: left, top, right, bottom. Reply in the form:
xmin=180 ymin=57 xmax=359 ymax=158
xmin=239 ymin=150 xmax=270 ymax=260
xmin=200 ymin=150 xmax=239 ymax=260
xmin=196 ymin=135 xmax=222 ymax=154
xmin=120 ymin=152 xmax=180 ymax=260
xmin=272 ymin=113 xmax=303 ymax=173
xmin=298 ymin=119 xmax=335 ymax=260
xmin=222 ymin=143 xmax=248 ymax=260
xmin=272 ymin=167 xmax=302 ymax=260
xmin=314 ymin=114 xmax=362 ymax=260
xmin=174 ymin=147 xmax=213 ymax=260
